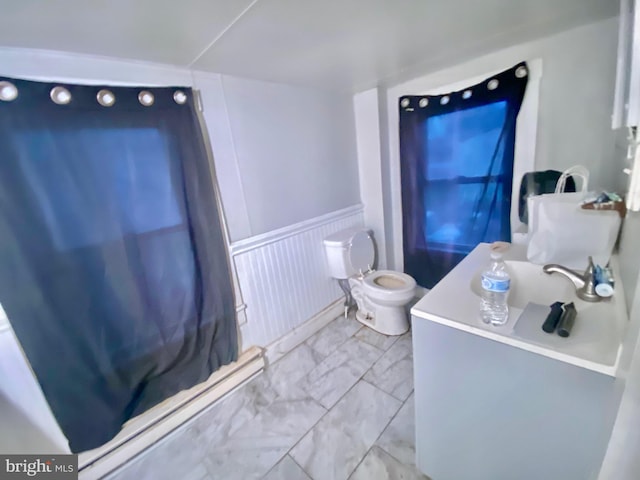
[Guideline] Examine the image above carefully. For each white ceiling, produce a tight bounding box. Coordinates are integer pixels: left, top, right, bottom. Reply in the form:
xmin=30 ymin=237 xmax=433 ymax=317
xmin=0 ymin=0 xmax=618 ymax=92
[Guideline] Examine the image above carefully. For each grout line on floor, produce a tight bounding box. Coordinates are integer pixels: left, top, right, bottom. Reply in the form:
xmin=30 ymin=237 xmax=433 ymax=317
xmin=283 ymin=368 xmax=375 ymax=479
xmin=260 ymin=456 xmax=281 ymax=479
xmin=289 ymin=454 xmax=312 ymax=480
xmin=344 ymin=379 xmax=408 ymax=480
xmin=262 ymin=316 xmax=362 ymax=479
xmin=303 ymin=314 xmax=359 ymax=359
xmin=371 ymin=389 xmax=418 ymax=468
xmin=354 ymin=325 xmax=403 ymax=352
xmin=282 ymin=342 xmax=397 ymax=480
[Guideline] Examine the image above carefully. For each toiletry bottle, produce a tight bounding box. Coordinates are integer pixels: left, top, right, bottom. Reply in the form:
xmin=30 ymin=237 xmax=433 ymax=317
xmin=480 ymin=246 xmax=510 ymax=326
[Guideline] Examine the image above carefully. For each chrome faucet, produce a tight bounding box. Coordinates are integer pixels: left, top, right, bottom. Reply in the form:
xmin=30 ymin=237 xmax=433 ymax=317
xmin=542 ymin=257 xmax=600 ymax=302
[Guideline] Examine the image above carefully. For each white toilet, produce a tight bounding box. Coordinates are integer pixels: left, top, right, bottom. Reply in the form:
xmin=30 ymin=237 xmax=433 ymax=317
xmin=323 ymin=227 xmax=416 ymax=336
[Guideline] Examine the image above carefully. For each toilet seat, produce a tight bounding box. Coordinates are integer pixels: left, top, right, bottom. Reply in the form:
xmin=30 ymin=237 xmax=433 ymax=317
xmin=363 ymin=270 xmax=416 ymax=300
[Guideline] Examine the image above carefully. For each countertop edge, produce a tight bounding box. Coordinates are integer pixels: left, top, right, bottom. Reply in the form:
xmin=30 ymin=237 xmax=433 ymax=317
xmin=410 ymin=308 xmax=617 ymax=377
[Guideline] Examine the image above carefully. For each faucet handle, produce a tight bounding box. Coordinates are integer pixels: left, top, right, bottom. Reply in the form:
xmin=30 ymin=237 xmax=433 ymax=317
xmin=582 ymin=256 xmax=597 ymax=298
xmin=584 ymin=256 xmax=595 ymax=274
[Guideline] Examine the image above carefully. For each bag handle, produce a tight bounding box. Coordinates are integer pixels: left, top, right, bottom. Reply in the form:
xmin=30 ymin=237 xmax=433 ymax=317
xmin=555 ymin=165 xmax=589 ymax=193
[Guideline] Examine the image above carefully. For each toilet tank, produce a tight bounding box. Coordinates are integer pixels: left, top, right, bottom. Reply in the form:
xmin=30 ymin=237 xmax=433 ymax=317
xmin=323 ymin=227 xmax=375 ymax=279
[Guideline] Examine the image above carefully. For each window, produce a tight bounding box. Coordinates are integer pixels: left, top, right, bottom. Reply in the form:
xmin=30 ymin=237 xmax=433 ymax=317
xmin=423 ymin=101 xmax=509 ymax=254
xmin=19 ymin=128 xmax=183 ymax=250
xmin=398 ymin=62 xmax=528 ymax=288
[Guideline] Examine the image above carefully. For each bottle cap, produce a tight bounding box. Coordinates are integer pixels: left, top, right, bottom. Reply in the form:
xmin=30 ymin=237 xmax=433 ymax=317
xmin=595 ymin=283 xmax=614 ymax=298
xmin=490 ymin=241 xmax=510 ymax=254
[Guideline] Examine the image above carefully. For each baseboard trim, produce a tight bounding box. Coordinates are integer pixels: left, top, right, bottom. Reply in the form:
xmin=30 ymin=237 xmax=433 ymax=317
xmin=264 ymin=299 xmax=344 ymax=365
xmin=79 ymin=347 xmax=265 ymax=480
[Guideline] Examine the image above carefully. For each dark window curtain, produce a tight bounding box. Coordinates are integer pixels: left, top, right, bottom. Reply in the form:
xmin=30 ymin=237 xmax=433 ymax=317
xmin=399 ymin=62 xmax=528 ymax=289
xmin=0 ymin=77 xmax=238 ymax=452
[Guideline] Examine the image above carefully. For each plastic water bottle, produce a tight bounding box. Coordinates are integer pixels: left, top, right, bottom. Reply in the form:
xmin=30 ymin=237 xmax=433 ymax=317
xmin=480 ymin=249 xmax=510 ymax=326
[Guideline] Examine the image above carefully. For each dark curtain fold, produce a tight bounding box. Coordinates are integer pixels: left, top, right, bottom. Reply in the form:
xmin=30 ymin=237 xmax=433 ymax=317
xmin=0 ymin=77 xmax=238 ymax=452
xmin=399 ymin=62 xmax=528 ymax=288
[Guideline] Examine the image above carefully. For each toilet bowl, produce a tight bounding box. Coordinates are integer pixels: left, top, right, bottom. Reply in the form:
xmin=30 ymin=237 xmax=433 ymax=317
xmin=349 ymin=270 xmax=416 ymax=335
xmin=323 ymin=227 xmax=416 ymax=336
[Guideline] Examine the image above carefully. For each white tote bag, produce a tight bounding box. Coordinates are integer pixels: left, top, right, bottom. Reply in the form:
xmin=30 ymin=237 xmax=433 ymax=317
xmin=526 ymin=166 xmax=621 ymax=270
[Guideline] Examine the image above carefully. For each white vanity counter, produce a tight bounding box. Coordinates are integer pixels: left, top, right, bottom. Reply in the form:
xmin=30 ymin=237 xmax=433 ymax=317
xmin=410 ymin=243 xmax=628 ymax=480
xmin=411 ymin=242 xmax=628 ymax=377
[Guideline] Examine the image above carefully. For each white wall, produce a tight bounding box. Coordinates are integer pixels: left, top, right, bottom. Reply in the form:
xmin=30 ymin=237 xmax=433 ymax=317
xmin=599 ymin=320 xmax=640 ymax=479
xmin=0 ymin=308 xmax=69 ymax=454
xmin=598 ymin=211 xmax=640 ymax=479
xmin=354 ymin=89 xmax=387 ymax=267
xmin=358 ymin=17 xmax=622 ymax=271
xmin=618 ymin=212 xmax=640 ymax=314
xmin=205 ymin=75 xmax=359 ymax=239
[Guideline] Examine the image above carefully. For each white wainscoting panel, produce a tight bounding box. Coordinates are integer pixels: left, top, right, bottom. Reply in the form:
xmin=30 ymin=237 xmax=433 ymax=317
xmin=231 ymin=205 xmax=364 ymax=348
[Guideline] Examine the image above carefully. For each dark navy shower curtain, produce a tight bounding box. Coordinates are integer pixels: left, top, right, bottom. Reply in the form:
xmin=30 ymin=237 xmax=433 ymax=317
xmin=399 ymin=62 xmax=528 ymax=288
xmin=0 ymin=77 xmax=238 ymax=452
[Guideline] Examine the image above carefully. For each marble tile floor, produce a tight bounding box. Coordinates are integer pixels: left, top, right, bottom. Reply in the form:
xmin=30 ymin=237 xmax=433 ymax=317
xmin=108 ymin=314 xmax=428 ymax=480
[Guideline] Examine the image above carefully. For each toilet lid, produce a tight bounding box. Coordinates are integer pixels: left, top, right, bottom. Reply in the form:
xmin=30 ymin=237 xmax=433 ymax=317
xmin=349 ymin=231 xmax=375 ymax=273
